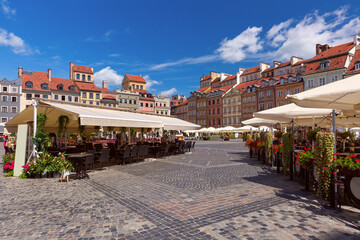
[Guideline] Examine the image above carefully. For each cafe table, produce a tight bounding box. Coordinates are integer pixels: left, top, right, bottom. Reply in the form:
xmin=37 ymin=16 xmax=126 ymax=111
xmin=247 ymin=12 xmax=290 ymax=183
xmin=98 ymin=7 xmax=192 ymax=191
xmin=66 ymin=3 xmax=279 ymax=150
xmin=66 ymin=153 xmax=92 ymax=179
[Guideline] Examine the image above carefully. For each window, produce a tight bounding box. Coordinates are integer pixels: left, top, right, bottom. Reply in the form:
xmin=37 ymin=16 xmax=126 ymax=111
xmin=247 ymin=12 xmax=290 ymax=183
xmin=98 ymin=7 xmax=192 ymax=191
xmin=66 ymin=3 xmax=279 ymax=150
xmin=243 ymin=98 xmax=247 ymax=103
xmin=54 ymin=95 xmax=58 ymax=100
xmin=280 ymin=79 xmax=284 ymax=84
xmin=132 ymin=84 xmax=135 ymax=90
xmin=224 ymin=118 xmax=227 ymax=125
xmin=89 ymin=93 xmax=94 ymax=99
xmin=2 ymin=106 xmax=8 ymax=112
xmin=320 ymin=61 xmax=330 ymax=69
xmin=145 ymin=103 xmax=149 ymax=107
xmin=279 ymin=102 xmax=283 ymax=106
xmin=297 ymin=75 xmax=301 ymax=81
xmin=96 ymin=102 xmax=100 ymax=106
xmin=43 ymin=95 xmax=48 ymax=99
xmin=308 ymin=80 xmax=314 ymax=88
xmin=217 ymin=99 xmax=219 ymax=104
xmin=35 ymin=94 xmax=40 ymax=98
xmin=136 ymin=85 xmax=139 ymax=89
xmin=267 ymin=90 xmax=272 ymax=96
xmin=248 ymin=97 xmax=251 ymax=102
xmin=82 ymin=74 xmax=85 ymax=81
xmin=268 ymin=102 xmax=272 ymax=109
xmin=61 ymin=96 xmax=65 ymax=101
xmin=83 ymin=100 xmax=86 ymax=104
xmin=140 ymin=85 xmax=143 ymax=90
xmin=209 ymin=109 xmax=211 ymax=115
xmin=68 ymin=96 xmax=72 ymax=101
xmin=213 ymin=109 xmax=215 ymax=114
xmin=295 ymin=88 xmax=300 ymax=94
xmin=259 ymin=92 xmax=264 ymax=98
xmin=25 ymin=81 xmax=33 ymax=88
xmin=208 ymin=101 xmax=211 ymax=105
xmin=140 ymin=102 xmax=143 ymax=107
xmin=11 ymin=107 xmax=17 ymax=113
xmin=332 ymin=76 xmax=338 ymax=82
xmin=129 ymin=100 xmax=132 ymax=104
xmin=96 ymin=94 xmax=100 ymax=99
xmin=87 ymin=75 xmax=91 ymax=81
xmin=11 ymin=96 xmax=17 ymax=102
xmin=212 ymin=100 xmax=215 ymax=104
xmin=217 ymin=108 xmax=220 ymax=114
xmin=319 ymin=78 xmax=326 ymax=86
xmin=223 ymin=108 xmax=227 ymax=114
xmin=89 ymin=101 xmax=93 ymax=105
xmin=124 ymin=99 xmax=127 ymax=104
xmin=229 ymin=118 xmax=231 ymax=124
xmin=12 ymin=87 xmax=17 ymax=93
xmin=150 ymin=103 xmax=153 ymax=108
xmin=1 ymin=117 xmax=7 ymax=123
xmin=355 ymin=63 xmax=360 ymax=70
xmin=75 ymin=97 xmax=79 ymax=102
xmin=279 ymin=70 xmax=283 ymax=75
xmin=286 ymin=89 xmax=291 ymax=96
xmin=57 ymin=84 xmax=63 ymax=90
xmin=134 ymin=100 xmax=137 ymax=104
xmin=259 ymin=103 xmax=264 ymax=110
xmin=252 ymin=96 xmax=256 ymax=102
xmin=76 ymin=73 xmax=80 ymax=80
xmin=41 ymin=83 xmax=48 ymax=90
xmin=69 ymin=85 xmax=75 ymax=91
xmin=278 ymin=91 xmax=283 ymax=97
xmin=82 ymin=92 xmax=87 ymax=98
xmin=119 ymin=99 xmax=122 ymax=103
xmin=2 ymin=86 xmax=8 ymax=92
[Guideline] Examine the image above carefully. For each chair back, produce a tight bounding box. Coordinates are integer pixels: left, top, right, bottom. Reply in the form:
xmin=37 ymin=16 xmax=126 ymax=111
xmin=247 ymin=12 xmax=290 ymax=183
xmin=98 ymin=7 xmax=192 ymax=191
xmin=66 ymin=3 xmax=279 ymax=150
xmin=94 ymin=143 xmax=103 ymax=152
xmin=86 ymin=142 xmax=94 ymax=151
xmin=107 ymin=142 xmax=116 ymax=157
xmin=131 ymin=145 xmax=138 ymax=158
xmin=100 ymin=148 xmax=110 ymax=163
xmin=123 ymin=146 xmax=131 ymax=158
xmin=85 ymin=153 xmax=95 ymax=164
xmin=164 ymin=143 xmax=170 ymax=153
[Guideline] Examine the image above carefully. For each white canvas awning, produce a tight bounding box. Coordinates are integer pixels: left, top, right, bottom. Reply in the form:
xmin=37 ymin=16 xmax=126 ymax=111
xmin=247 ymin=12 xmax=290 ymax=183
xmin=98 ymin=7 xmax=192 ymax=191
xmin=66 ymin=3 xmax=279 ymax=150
xmin=6 ymin=101 xmax=200 ymax=133
xmin=242 ymin=118 xmax=279 ymax=127
xmin=287 ymin=74 xmax=360 ymax=115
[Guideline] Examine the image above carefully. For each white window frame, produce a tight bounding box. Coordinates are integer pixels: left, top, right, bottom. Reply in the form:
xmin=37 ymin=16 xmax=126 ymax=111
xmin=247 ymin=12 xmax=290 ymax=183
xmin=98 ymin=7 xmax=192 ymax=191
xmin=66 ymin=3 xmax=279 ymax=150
xmin=11 ymin=106 xmax=17 ymax=113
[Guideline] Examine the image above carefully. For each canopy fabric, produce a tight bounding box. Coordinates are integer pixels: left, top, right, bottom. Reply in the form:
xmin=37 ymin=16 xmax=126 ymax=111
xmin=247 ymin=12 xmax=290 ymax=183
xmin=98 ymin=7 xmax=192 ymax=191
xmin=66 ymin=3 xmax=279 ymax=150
xmin=287 ymin=74 xmax=360 ymax=115
xmin=6 ymin=101 xmax=200 ymax=133
xmin=218 ymin=126 xmax=236 ymax=132
xmin=235 ymin=125 xmax=254 ymax=132
xmin=254 ymin=103 xmax=333 ymax=122
xmin=242 ymin=118 xmax=279 ymax=127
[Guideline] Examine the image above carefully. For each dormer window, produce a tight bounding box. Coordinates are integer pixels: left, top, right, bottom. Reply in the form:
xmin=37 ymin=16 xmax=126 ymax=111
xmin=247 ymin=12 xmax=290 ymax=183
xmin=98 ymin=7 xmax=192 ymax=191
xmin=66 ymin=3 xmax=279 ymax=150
xmin=296 ymin=75 xmax=301 ymax=81
xmin=247 ymin=88 xmax=251 ymax=93
xmin=25 ymin=81 xmax=33 ymax=88
xmin=41 ymin=83 xmax=48 ymax=90
xmin=288 ymin=77 xmax=293 ymax=83
xmin=319 ymin=61 xmax=330 ymax=69
xmin=69 ymin=85 xmax=75 ymax=91
xmin=57 ymin=84 xmax=63 ymax=90
xmin=280 ymin=79 xmax=284 ymax=84
xmin=355 ymin=62 xmax=360 ymax=70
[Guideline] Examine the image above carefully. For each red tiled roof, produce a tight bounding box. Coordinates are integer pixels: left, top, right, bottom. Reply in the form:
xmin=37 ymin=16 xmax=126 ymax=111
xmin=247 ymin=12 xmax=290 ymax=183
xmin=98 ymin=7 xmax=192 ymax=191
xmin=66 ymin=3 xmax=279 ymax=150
xmin=196 ymin=86 xmax=210 ymax=93
xmin=103 ymin=96 xmax=116 ymax=100
xmin=200 ymin=75 xmax=210 ymax=81
xmin=178 ymin=100 xmax=188 ymax=106
xmin=73 ymin=64 xmax=93 ymax=74
xmin=74 ymin=81 xmax=100 ymax=92
xmin=304 ymin=55 xmax=348 ymax=75
xmin=50 ymin=77 xmax=78 ymax=92
xmin=276 ymin=61 xmax=291 ymax=68
xmin=171 ymin=100 xmax=182 ymax=107
xmin=242 ymin=66 xmax=260 ymax=76
xmin=100 ymin=88 xmax=110 ymax=93
xmin=311 ymin=42 xmax=354 ymax=61
xmin=139 ymin=97 xmax=155 ymax=101
xmin=125 ymin=74 xmax=146 ymax=83
xmin=133 ymin=89 xmax=149 ymax=94
xmin=22 ymin=71 xmax=50 ymax=92
xmin=223 ymin=74 xmax=236 ymax=81
xmin=234 ymin=79 xmax=259 ymax=92
xmin=346 ymin=50 xmax=360 ymax=75
xmin=293 ymin=59 xmax=310 ymax=66
xmin=262 ymin=67 xmax=274 ymax=73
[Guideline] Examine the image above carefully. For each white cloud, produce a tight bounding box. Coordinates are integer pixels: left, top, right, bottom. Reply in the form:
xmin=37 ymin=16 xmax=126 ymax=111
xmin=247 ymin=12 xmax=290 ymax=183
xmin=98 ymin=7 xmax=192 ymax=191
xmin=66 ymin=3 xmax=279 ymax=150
xmin=143 ymin=74 xmax=161 ymax=92
xmin=0 ymin=28 xmax=32 ymax=54
xmin=150 ymin=55 xmax=217 ymax=70
xmin=216 ymin=27 xmax=263 ymax=63
xmin=93 ymin=66 xmax=123 ymax=88
xmin=86 ymin=30 xmax=114 ymax=42
xmin=266 ymin=6 xmax=360 ymax=61
xmin=160 ymin=88 xmax=177 ymax=97
xmin=109 ymin=53 xmax=120 ymax=57
xmin=1 ymin=0 xmax=15 ymax=17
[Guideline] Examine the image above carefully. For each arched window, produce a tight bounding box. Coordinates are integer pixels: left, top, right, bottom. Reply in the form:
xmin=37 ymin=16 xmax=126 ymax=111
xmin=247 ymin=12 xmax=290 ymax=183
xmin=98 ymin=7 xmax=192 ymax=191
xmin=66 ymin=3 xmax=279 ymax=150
xmin=41 ymin=83 xmax=48 ymax=90
xmin=57 ymin=84 xmax=63 ymax=90
xmin=68 ymin=85 xmax=75 ymax=91
xmin=25 ymin=81 xmax=33 ymax=88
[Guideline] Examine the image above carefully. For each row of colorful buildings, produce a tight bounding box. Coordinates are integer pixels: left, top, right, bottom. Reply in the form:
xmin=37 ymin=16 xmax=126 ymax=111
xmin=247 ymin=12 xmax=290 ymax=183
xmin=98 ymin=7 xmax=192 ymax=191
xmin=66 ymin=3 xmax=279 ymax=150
xmin=0 ymin=63 xmax=171 ymax=134
xmin=171 ymin=34 xmax=360 ymax=128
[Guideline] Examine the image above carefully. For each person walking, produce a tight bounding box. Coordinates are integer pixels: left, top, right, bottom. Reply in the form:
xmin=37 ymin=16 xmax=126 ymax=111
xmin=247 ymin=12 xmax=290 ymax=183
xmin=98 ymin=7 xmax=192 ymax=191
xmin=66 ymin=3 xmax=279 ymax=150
xmin=3 ymin=136 xmax=9 ymax=154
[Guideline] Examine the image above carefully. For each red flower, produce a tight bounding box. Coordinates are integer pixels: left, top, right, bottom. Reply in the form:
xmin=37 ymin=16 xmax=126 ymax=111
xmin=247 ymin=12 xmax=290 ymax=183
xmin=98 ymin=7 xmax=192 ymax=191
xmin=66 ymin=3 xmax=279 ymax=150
xmin=323 ymin=167 xmax=326 ymax=170
xmin=323 ymin=177 xmax=326 ymax=180
xmin=351 ymin=154 xmax=357 ymax=158
xmin=333 ymin=172 xmax=337 ymax=175
xmin=355 ymin=159 xmax=360 ymax=162
xmin=334 ymin=181 xmax=339 ymax=184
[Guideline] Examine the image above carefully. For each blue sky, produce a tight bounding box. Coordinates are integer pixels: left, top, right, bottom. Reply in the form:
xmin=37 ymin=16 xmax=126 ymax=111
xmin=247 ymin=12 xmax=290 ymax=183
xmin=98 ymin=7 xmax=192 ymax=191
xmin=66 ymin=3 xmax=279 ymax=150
xmin=0 ymin=0 xmax=359 ymax=97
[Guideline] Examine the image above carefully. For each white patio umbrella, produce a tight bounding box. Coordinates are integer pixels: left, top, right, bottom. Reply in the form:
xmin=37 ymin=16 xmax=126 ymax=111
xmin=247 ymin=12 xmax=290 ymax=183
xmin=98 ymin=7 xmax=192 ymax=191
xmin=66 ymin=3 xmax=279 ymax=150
xmin=218 ymin=126 xmax=236 ymax=133
xmin=287 ymin=74 xmax=360 ymax=115
xmin=235 ymin=125 xmax=254 ymax=132
xmin=242 ymin=117 xmax=280 ymax=127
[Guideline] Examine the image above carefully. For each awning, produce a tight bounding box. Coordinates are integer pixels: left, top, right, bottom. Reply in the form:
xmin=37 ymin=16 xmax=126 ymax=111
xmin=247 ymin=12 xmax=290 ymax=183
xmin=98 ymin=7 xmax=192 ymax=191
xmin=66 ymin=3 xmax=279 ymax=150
xmin=287 ymin=74 xmax=360 ymax=115
xmin=6 ymin=101 xmax=200 ymax=133
xmin=242 ymin=117 xmax=280 ymax=127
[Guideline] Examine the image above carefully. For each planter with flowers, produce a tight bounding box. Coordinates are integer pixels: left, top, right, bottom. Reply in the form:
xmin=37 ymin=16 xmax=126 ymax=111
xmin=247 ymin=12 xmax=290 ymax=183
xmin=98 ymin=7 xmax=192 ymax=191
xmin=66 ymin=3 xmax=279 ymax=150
xmin=2 ymin=154 xmax=15 ymax=177
xmin=295 ymin=147 xmax=315 ymax=191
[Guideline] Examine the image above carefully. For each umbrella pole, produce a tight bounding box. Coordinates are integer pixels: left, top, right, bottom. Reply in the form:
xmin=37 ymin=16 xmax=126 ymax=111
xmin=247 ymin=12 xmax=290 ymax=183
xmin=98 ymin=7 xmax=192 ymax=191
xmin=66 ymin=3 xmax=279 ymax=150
xmin=271 ymin=124 xmax=274 ymax=168
xmin=290 ymin=119 xmax=294 ymax=181
xmin=331 ymin=109 xmax=338 ymax=209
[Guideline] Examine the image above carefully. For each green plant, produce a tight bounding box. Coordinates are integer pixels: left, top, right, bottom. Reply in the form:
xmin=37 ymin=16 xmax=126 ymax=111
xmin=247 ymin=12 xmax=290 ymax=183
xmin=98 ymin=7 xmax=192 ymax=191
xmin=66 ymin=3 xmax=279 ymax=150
xmin=332 ymin=153 xmax=360 ymax=171
xmin=130 ymin=127 xmax=135 ymax=137
xmin=4 ymin=170 xmax=13 ymax=177
xmin=264 ymin=133 xmax=272 ymax=163
xmin=33 ymin=113 xmax=51 ymax=153
xmin=253 ymin=133 xmax=259 ymax=142
xmin=315 ymin=131 xmax=335 ymax=199
xmin=295 ymin=148 xmax=314 ymax=169
xmin=307 ymin=128 xmax=320 ymax=142
xmin=2 ymin=154 xmax=15 ymax=166
xmin=297 ymin=133 xmax=303 ymax=143
xmin=282 ymin=133 xmax=293 ymax=173
xmin=275 ymin=131 xmax=283 ymax=139
xmin=260 ymin=132 xmax=265 ymax=141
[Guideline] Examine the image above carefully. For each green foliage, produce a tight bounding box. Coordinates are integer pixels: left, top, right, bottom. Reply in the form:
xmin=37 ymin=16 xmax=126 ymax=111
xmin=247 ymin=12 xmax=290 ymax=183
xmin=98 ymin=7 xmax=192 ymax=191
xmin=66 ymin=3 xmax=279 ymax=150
xmin=33 ymin=113 xmax=51 ymax=153
xmin=58 ymin=115 xmax=70 ymax=136
xmin=315 ymin=131 xmax=335 ymax=199
xmin=297 ymin=133 xmax=303 ymax=143
xmin=4 ymin=170 xmax=13 ymax=177
xmin=130 ymin=127 xmax=135 ymax=136
xmin=264 ymin=133 xmax=272 ymax=162
xmin=229 ymin=133 xmax=235 ymax=139
xmin=332 ymin=153 xmax=360 ymax=171
xmin=260 ymin=132 xmax=265 ymax=141
xmin=246 ymin=133 xmax=251 ymax=141
xmin=282 ymin=133 xmax=293 ymax=173
xmin=253 ymin=133 xmax=259 ymax=142
xmin=121 ymin=127 xmax=126 ymax=134
xmin=2 ymin=154 xmax=15 ymax=166
xmin=19 ymin=172 xmax=27 ymax=179
xmin=307 ymin=128 xmax=320 ymax=142
xmin=295 ymin=148 xmax=314 ymax=169
xmin=274 ymin=131 xmax=283 ymax=139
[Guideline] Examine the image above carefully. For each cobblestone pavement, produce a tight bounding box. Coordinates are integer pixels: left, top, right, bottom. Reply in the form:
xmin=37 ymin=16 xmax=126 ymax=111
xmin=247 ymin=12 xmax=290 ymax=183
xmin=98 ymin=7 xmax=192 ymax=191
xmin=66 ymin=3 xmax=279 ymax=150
xmin=1 ymin=141 xmax=360 ymax=239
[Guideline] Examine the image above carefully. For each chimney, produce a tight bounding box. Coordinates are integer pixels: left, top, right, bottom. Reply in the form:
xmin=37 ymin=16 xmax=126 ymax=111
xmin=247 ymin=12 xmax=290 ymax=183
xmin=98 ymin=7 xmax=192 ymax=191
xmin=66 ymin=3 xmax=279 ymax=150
xmin=316 ymin=44 xmax=330 ymax=55
xmin=290 ymin=56 xmax=303 ymax=66
xmin=273 ymin=61 xmax=281 ymax=68
xmin=220 ymin=73 xmax=227 ymax=81
xmin=18 ymin=66 xmax=23 ymax=77
xmin=48 ymin=69 xmax=51 ymax=82
xmin=102 ymin=80 xmax=107 ymax=89
xmin=260 ymin=62 xmax=270 ymax=72
xmin=236 ymin=72 xmax=241 ymax=84
xmin=69 ymin=62 xmax=74 ymax=79
xmin=354 ymin=34 xmax=360 ymax=49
